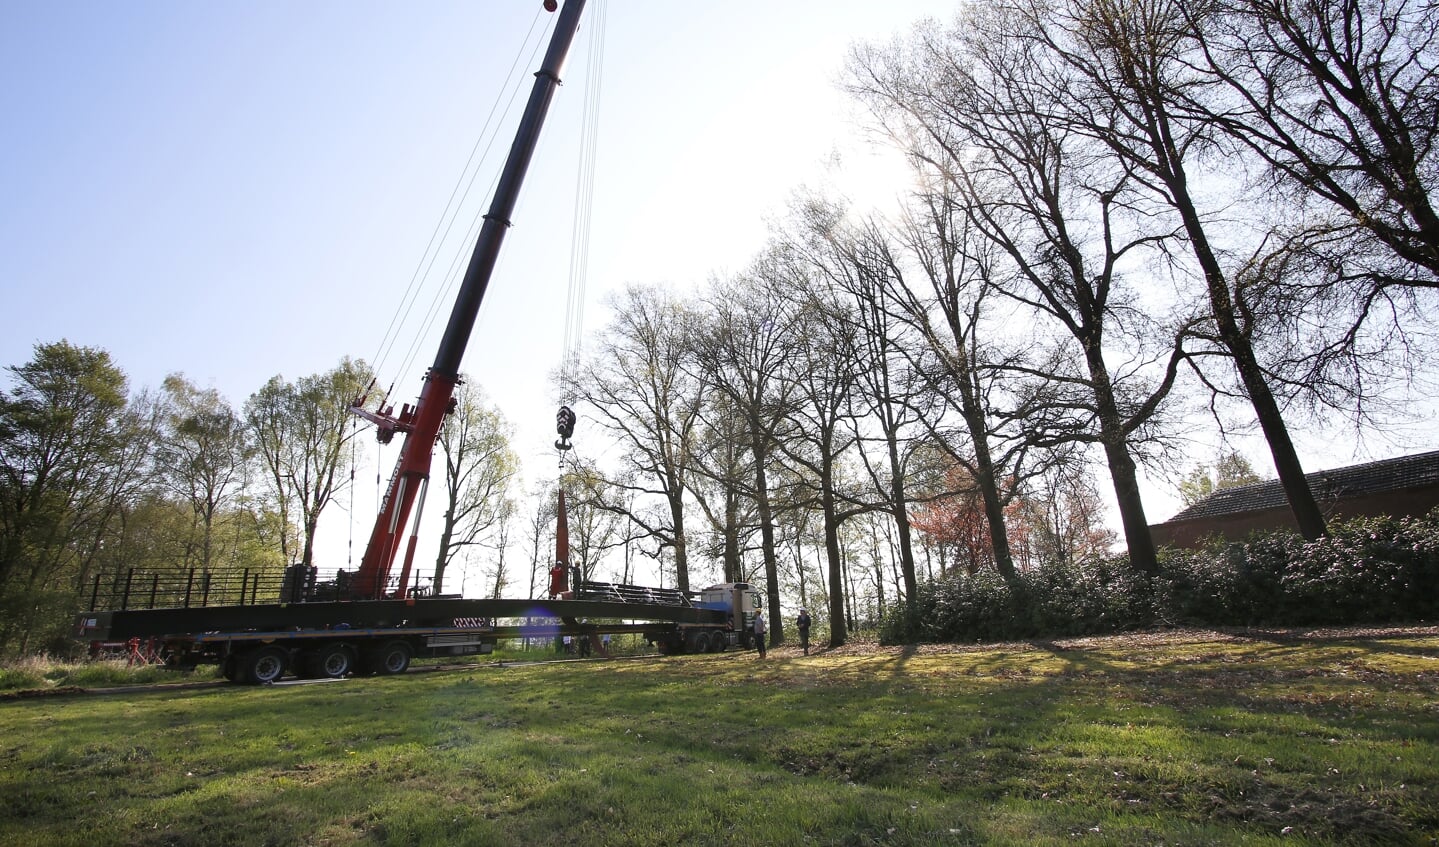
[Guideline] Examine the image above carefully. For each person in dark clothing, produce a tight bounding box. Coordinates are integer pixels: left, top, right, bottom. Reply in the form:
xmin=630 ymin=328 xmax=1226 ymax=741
xmin=796 ymin=608 xmax=812 ymax=655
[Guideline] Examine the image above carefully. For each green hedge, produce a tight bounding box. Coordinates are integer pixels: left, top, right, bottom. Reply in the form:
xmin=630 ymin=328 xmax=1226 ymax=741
xmin=882 ymin=510 xmax=1439 ymax=644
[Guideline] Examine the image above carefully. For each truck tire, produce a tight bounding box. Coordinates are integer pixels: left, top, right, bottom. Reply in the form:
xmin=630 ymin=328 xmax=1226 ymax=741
xmin=238 ymin=645 xmax=289 ymax=685
xmin=686 ymin=629 xmax=709 ymax=654
xmin=305 ymin=644 xmax=356 ymax=679
xmin=709 ymin=630 xmax=728 ymax=653
xmin=221 ymin=654 xmax=240 ymax=682
xmin=363 ymin=640 xmax=413 ymax=676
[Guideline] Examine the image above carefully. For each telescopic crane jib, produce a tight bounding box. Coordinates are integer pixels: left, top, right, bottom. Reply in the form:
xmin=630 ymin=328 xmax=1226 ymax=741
xmin=349 ymin=0 xmax=588 ymax=601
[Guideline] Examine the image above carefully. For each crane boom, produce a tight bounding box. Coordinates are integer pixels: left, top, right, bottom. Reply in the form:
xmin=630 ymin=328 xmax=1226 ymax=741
xmin=350 ymin=0 xmax=588 ymax=600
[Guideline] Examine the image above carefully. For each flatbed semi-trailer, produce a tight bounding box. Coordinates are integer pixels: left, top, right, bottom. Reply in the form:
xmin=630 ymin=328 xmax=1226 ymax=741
xmin=75 ymin=581 xmax=764 ymax=684
xmin=76 ymin=595 xmax=728 ymax=641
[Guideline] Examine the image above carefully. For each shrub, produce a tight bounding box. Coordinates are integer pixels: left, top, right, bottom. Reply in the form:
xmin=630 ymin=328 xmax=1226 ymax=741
xmin=1157 ymin=545 xmax=1243 ymax=625
xmin=0 ymin=659 xmax=48 ymax=692
xmin=0 ymin=654 xmax=220 ymax=692
xmin=881 ymin=555 xmax=1159 ymax=644
xmin=907 ymin=567 xmax=1018 ymax=643
xmin=1276 ymin=514 xmax=1439 ymax=624
xmin=890 ymin=509 xmax=1439 ymax=644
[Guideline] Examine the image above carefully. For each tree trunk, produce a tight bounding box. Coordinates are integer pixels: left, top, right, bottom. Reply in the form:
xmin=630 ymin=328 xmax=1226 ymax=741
xmin=886 ymin=431 xmax=920 ymax=627
xmin=667 ymin=484 xmax=689 ymax=592
xmin=1168 ymin=170 xmax=1329 ymax=540
xmin=722 ymin=486 xmax=741 ymax=584
xmin=1136 ymin=80 xmax=1329 ymax=541
xmin=821 ymin=471 xmax=848 ymax=648
xmin=1085 ymin=347 xmax=1160 ymax=573
xmin=1100 ymin=438 xmax=1158 ymax=572
xmin=301 ymin=518 xmax=319 ymax=568
xmin=1223 ymin=334 xmax=1329 ymax=539
xmin=952 ymin=350 xmax=1017 ymax=579
xmin=433 ymin=511 xmax=456 ymax=595
xmin=972 ymin=449 xmax=1016 ymax=580
xmin=750 ymin=433 xmax=784 ymax=648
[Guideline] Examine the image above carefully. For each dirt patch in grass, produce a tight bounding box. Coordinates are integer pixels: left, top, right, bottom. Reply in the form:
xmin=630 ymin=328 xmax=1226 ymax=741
xmin=0 ymin=685 xmax=85 ymax=701
xmin=1198 ymin=781 xmax=1418 ymax=844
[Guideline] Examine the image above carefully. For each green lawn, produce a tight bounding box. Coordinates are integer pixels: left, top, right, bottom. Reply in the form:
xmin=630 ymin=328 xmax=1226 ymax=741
xmin=2 ymin=629 xmax=1436 ymax=846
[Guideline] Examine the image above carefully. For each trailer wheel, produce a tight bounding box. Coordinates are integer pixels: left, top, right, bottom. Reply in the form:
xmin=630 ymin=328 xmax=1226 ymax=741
xmin=686 ymin=630 xmax=709 ymax=654
xmin=221 ymin=654 xmax=239 ymax=682
xmin=709 ymin=630 xmax=727 ymax=653
xmin=305 ymin=644 xmax=356 ymax=679
xmin=238 ymin=646 xmax=289 ymax=685
xmin=364 ymin=640 xmax=413 ymax=676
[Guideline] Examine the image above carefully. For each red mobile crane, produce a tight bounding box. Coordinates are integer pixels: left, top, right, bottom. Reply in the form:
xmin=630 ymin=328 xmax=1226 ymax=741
xmin=73 ymin=0 xmax=767 ymax=684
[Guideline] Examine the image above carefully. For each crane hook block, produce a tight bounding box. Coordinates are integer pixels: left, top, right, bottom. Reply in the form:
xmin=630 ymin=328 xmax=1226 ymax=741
xmin=555 ymin=405 xmax=576 ymax=452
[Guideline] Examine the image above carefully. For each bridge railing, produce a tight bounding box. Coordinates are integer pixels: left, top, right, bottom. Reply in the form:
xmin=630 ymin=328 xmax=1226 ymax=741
xmin=81 ymin=564 xmax=448 ymax=611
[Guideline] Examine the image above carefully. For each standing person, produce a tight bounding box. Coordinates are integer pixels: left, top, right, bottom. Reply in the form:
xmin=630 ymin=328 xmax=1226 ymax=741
xmin=753 ymin=611 xmax=767 ymax=659
xmin=548 ymin=561 xmax=569 ymax=599
xmin=796 ymin=608 xmax=812 ymax=656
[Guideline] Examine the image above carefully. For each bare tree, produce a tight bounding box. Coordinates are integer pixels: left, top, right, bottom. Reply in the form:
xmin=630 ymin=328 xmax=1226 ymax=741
xmin=849 ymin=16 xmax=1195 ymax=572
xmin=486 ymin=499 xmax=516 ymax=599
xmin=1012 ymin=0 xmax=1330 ymax=539
xmin=568 ymin=285 xmax=705 ymax=590
xmin=806 ymin=177 xmax=1031 ymax=579
xmin=245 ymin=357 xmax=373 ymax=567
xmin=1012 ymin=460 xmax=1119 ymax=569
xmin=786 ymin=195 xmax=931 ymax=633
xmin=765 ymin=254 xmax=871 ymax=648
xmin=560 ymin=460 xmax=626 ymax=584
xmin=1190 ymin=0 xmax=1439 ymax=284
xmin=157 ymin=374 xmax=249 ymax=572
xmin=1180 ymin=0 xmax=1439 ymax=423
xmin=434 ymin=379 xmax=518 ymax=595
xmin=692 ymin=266 xmax=807 ymax=646
xmin=523 ymin=482 xmax=559 ymax=599
xmin=682 ymin=390 xmax=757 ymax=584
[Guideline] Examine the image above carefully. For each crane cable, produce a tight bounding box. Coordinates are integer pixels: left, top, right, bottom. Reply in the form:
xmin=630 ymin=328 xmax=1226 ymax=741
xmin=389 ymin=15 xmax=554 ymax=394
xmin=347 ymin=413 xmax=358 ymax=569
xmin=352 ymin=8 xmax=551 ymax=566
xmin=562 ymin=0 xmax=606 ymax=387
xmin=556 ymin=0 xmax=606 ymax=475
xmin=367 ymin=7 xmax=554 ymax=405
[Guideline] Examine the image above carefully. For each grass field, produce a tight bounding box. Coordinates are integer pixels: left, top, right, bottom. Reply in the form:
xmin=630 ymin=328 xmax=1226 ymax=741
xmin=2 ymin=628 xmax=1436 ymax=846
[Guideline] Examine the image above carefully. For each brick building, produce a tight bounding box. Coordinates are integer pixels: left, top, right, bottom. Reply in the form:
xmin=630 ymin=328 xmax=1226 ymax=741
xmin=1150 ymin=450 xmax=1439 ymax=549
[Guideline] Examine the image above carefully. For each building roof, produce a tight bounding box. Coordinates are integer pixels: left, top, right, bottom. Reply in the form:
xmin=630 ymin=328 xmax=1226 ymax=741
xmin=1162 ymin=449 xmax=1439 ymax=523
